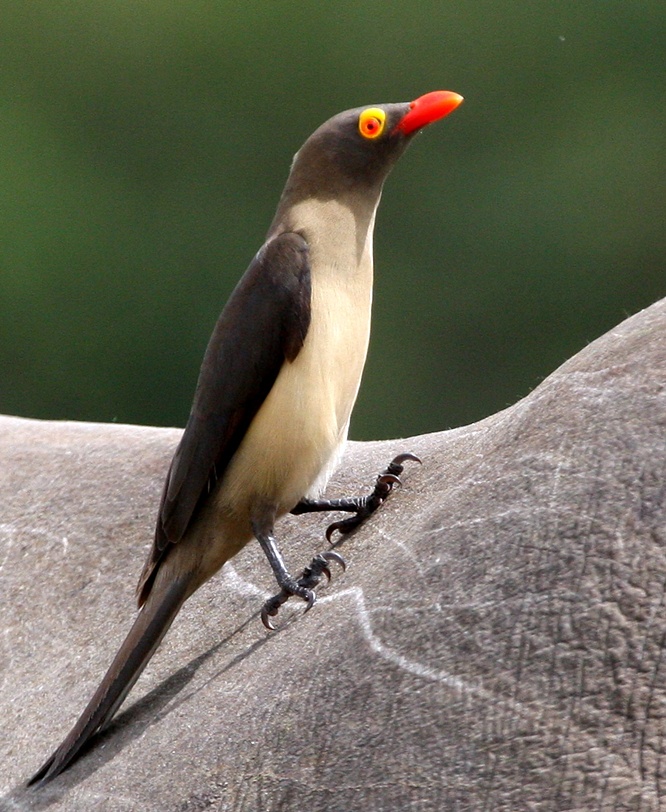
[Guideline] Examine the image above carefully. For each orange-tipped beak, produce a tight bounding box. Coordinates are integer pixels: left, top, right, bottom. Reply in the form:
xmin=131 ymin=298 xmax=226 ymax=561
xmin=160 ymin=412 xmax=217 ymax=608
xmin=395 ymin=90 xmax=464 ymax=136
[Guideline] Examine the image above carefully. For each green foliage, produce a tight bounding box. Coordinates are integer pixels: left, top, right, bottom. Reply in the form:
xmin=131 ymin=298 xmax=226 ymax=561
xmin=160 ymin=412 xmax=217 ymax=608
xmin=1 ymin=2 xmax=664 ymax=438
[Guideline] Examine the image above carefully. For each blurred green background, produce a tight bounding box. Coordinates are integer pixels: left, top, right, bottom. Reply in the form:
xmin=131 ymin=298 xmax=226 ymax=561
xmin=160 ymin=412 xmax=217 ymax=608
xmin=1 ymin=2 xmax=664 ymax=440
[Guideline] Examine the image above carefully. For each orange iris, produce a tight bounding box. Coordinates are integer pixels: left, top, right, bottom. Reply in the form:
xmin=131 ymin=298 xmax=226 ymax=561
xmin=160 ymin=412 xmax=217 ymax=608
xmin=358 ymin=107 xmax=386 ymax=139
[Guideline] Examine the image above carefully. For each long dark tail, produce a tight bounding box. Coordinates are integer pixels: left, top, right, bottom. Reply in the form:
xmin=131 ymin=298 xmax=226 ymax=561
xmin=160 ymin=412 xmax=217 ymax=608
xmin=28 ymin=574 xmax=190 ymax=787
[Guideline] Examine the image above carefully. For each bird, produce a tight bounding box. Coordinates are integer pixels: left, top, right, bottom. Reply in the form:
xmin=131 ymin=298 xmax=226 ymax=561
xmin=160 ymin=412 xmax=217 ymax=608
xmin=28 ymin=89 xmax=463 ymax=787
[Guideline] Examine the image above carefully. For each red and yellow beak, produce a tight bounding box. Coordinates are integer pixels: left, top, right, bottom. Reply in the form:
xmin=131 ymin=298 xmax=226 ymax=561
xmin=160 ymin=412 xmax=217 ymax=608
xmin=395 ymin=90 xmax=464 ymax=136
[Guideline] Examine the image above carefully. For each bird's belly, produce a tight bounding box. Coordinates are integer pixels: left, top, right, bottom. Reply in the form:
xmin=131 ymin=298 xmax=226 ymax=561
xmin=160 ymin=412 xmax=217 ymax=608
xmin=217 ymin=276 xmax=371 ymax=518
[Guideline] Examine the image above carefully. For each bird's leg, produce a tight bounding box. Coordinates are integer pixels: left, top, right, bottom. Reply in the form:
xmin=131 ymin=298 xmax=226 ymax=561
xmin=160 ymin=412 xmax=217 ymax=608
xmin=291 ymin=452 xmax=421 ymax=542
xmin=252 ymin=513 xmax=345 ymax=631
xmin=257 ymin=453 xmax=419 ymax=630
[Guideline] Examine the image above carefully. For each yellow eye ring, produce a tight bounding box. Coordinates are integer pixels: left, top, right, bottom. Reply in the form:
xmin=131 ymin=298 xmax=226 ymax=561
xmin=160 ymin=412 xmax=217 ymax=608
xmin=358 ymin=107 xmax=386 ymax=139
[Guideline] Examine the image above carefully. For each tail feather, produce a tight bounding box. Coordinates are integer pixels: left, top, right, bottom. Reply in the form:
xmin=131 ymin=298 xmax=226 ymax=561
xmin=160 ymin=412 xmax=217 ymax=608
xmin=28 ymin=575 xmax=190 ymax=787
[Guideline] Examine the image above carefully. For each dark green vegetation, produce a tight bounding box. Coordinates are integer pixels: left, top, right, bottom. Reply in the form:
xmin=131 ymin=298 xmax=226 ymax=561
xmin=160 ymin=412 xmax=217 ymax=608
xmin=1 ymin=2 xmax=664 ymax=438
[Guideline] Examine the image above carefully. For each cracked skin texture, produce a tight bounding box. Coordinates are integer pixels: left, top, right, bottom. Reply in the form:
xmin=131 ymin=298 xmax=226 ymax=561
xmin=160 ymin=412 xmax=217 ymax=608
xmin=1 ymin=297 xmax=666 ymax=811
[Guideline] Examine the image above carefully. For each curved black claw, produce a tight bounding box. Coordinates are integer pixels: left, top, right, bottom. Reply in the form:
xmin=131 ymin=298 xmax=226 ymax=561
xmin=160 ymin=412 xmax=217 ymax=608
xmin=261 ymin=604 xmax=278 ymax=631
xmin=377 ymin=473 xmax=402 ymax=490
xmin=316 ymin=549 xmax=345 ymax=583
xmin=301 ymin=589 xmax=317 ymax=614
xmin=261 ymin=585 xmax=315 ymax=630
xmin=386 ymin=452 xmax=422 ymax=475
xmin=326 ymin=516 xmax=361 ymax=542
xmin=261 ymin=551 xmax=347 ymax=631
xmin=326 ymin=453 xmax=421 ymax=542
xmin=323 ymin=549 xmax=347 ymax=572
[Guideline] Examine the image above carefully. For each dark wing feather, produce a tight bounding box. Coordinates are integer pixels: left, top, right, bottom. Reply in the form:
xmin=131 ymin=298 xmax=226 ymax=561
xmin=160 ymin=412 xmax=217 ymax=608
xmin=137 ymin=231 xmax=311 ymax=604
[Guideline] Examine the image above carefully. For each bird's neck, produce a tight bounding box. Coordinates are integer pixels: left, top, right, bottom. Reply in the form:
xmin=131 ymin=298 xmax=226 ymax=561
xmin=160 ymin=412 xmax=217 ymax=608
xmin=269 ymin=190 xmax=381 ymax=280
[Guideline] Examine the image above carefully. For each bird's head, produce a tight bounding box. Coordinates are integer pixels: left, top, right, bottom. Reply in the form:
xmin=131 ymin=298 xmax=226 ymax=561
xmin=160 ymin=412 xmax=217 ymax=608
xmin=282 ymin=90 xmax=464 ymax=203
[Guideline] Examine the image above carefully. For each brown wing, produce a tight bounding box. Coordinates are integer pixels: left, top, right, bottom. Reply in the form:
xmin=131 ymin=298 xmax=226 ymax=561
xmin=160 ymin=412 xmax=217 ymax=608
xmin=137 ymin=232 xmax=311 ymax=604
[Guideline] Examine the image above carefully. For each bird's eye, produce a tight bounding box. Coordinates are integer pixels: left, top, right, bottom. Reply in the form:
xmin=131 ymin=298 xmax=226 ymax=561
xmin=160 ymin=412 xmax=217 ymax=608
xmin=358 ymin=108 xmax=386 ymax=139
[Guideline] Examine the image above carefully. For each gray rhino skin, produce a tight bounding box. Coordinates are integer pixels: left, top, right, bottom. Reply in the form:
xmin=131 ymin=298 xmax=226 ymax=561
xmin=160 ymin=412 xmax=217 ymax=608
xmin=1 ymin=297 xmax=665 ymax=812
